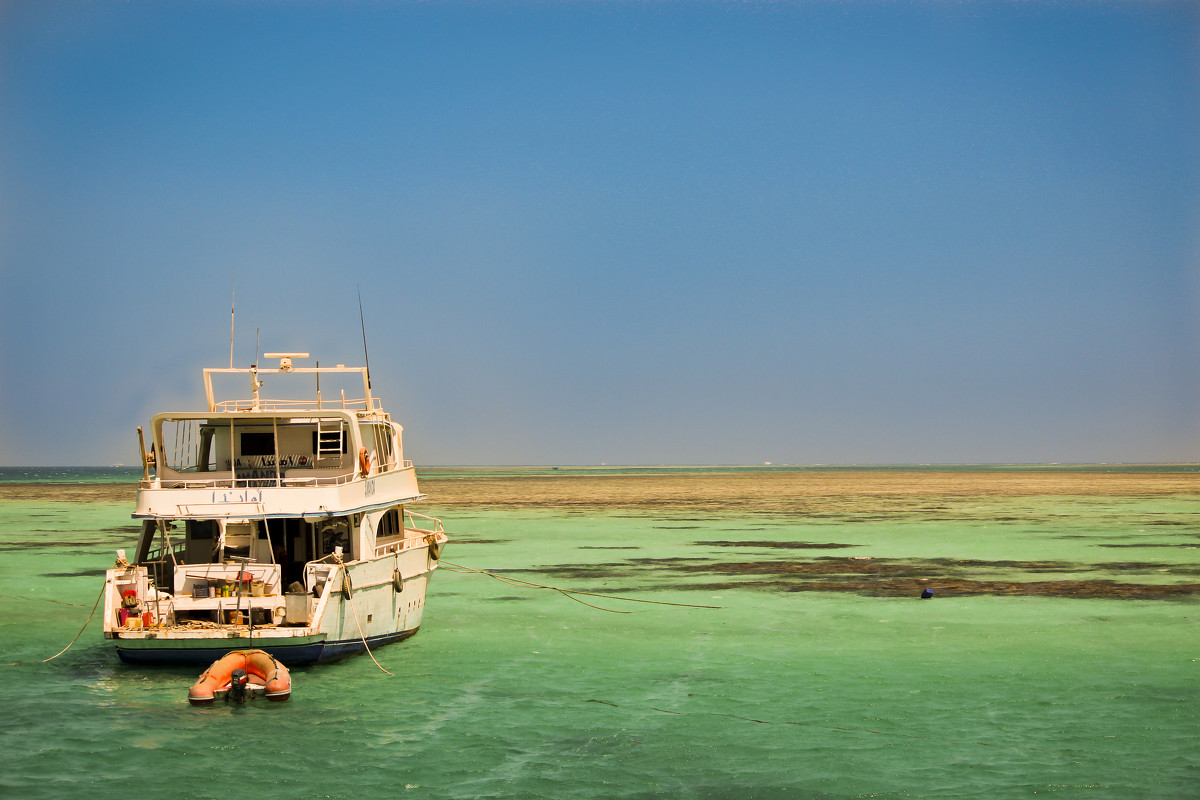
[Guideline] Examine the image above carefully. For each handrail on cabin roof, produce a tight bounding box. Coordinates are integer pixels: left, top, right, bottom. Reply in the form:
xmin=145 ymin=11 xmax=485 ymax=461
xmin=203 ymin=354 xmax=374 ymax=413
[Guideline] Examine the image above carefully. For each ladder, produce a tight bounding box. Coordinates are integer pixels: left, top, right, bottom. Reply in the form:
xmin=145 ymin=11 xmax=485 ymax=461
xmin=315 ymin=419 xmax=344 ymax=465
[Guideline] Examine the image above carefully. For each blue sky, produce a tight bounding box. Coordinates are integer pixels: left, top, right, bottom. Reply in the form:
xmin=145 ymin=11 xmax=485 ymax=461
xmin=2 ymin=1 xmax=1198 ymax=466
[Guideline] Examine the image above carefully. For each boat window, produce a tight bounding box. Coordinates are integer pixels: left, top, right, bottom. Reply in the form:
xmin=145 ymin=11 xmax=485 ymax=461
xmin=240 ymin=432 xmax=275 ymax=456
xmin=160 ymin=418 xmax=208 ymax=473
xmin=317 ymin=518 xmax=352 ymax=559
xmin=363 ymin=423 xmax=395 ymax=471
xmin=380 ymin=508 xmax=402 ymax=539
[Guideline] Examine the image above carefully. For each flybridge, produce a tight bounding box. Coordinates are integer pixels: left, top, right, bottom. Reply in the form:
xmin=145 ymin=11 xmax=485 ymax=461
xmin=202 ymin=353 xmax=382 ymax=415
xmin=137 ymin=353 xmax=408 ymax=492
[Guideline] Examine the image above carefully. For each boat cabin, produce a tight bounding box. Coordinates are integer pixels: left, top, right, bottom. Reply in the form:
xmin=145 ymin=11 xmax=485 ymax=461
xmin=122 ymin=355 xmax=433 ymax=629
xmin=146 ymin=355 xmax=404 ymax=489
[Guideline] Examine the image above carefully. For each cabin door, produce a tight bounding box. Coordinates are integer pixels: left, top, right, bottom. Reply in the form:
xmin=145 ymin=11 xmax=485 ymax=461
xmin=277 ymin=518 xmax=307 ymax=587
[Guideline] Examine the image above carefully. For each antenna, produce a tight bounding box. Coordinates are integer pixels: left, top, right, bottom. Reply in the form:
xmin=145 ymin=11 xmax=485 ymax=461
xmin=358 ymin=286 xmax=372 ymax=390
xmin=229 ymin=274 xmax=236 ymax=369
xmin=250 ymin=328 xmax=262 ymax=410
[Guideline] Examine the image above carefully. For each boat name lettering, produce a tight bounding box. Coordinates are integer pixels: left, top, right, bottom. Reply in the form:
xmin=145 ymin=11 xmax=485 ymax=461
xmin=364 ymin=479 xmax=376 ymax=498
xmin=211 ymin=489 xmax=264 ymax=504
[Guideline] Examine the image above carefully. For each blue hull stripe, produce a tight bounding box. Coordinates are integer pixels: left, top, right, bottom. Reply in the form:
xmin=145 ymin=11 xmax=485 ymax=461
xmin=115 ymin=629 xmax=419 ymax=667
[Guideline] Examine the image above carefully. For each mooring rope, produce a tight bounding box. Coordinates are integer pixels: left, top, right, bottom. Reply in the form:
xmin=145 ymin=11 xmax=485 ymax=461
xmin=0 ymin=593 xmax=85 ymax=608
xmin=343 ymin=571 xmax=395 ymax=676
xmin=4 ymin=583 xmax=106 ymax=666
xmin=342 ymin=556 xmax=721 ymax=678
xmin=438 ymin=559 xmax=723 ymax=611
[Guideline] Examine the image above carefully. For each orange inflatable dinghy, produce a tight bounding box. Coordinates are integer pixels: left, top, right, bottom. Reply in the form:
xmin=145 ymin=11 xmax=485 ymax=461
xmin=188 ymin=649 xmax=291 ymax=705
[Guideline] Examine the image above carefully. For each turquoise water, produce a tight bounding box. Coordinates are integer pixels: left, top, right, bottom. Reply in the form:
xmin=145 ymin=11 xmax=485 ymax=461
xmin=1 ymin=471 xmax=1197 ymax=799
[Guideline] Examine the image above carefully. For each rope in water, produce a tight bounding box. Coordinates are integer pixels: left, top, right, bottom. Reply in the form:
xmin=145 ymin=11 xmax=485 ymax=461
xmin=343 ymin=571 xmax=395 ymax=676
xmin=4 ymin=583 xmax=106 ymax=666
xmin=0 ymin=593 xmax=86 ymax=607
xmin=346 ymin=557 xmax=721 ymax=676
xmin=438 ymin=559 xmax=724 ymax=612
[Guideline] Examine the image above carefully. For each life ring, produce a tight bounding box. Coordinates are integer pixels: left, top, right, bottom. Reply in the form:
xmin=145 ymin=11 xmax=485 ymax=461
xmin=187 ymin=649 xmax=291 ymax=705
xmin=359 ymin=447 xmax=370 ymax=477
xmin=393 ymin=569 xmax=404 ymax=593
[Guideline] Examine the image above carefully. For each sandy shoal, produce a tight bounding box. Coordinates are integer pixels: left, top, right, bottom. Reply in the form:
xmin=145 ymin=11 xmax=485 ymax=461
xmin=418 ymin=470 xmax=1200 ymax=513
xmin=3 ymin=470 xmax=1197 ymax=513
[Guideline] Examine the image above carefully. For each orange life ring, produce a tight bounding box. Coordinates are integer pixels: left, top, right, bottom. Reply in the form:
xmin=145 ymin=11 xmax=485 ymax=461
xmin=187 ymin=649 xmax=291 ymax=705
xmin=359 ymin=447 xmax=371 ymax=476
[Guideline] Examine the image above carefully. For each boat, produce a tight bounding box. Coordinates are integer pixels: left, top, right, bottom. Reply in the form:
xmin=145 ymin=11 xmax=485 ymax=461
xmin=188 ymin=649 xmax=292 ymax=704
xmin=102 ymin=352 xmax=448 ymax=665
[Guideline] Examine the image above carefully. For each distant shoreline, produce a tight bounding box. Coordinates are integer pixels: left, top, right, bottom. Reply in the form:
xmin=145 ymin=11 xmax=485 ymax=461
xmin=1 ymin=463 xmax=1198 ymax=474
xmin=4 ymin=466 xmax=1198 ymax=509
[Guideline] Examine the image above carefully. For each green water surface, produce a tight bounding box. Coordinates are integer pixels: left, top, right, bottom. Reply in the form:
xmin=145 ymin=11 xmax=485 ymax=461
xmin=0 ymin=485 xmax=1197 ymax=799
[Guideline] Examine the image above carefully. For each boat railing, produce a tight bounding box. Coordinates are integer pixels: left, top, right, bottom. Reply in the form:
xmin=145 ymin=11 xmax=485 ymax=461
xmin=373 ymin=510 xmax=445 ymax=557
xmin=302 ymin=560 xmax=344 ymax=613
xmin=172 ymin=562 xmax=283 ymax=599
xmin=144 ymin=460 xmax=416 ymax=490
xmin=404 ymin=509 xmax=444 ymax=535
xmin=211 ymin=397 xmax=385 ymax=413
xmin=141 ymin=539 xmax=184 ymax=591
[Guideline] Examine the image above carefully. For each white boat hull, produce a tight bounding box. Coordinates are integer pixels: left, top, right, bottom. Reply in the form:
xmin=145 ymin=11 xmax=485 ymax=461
xmin=106 ymin=540 xmax=442 ymax=666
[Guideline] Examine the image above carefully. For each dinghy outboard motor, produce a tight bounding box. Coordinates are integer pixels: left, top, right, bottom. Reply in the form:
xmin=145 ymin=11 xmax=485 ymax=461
xmin=226 ymin=668 xmax=249 ymax=704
